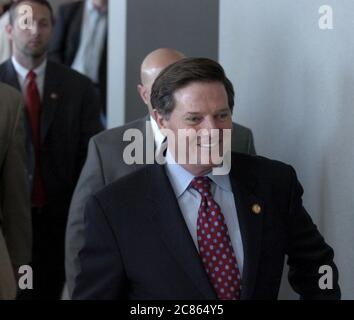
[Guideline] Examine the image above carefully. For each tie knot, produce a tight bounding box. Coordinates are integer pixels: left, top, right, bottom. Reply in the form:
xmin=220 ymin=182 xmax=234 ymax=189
xmin=27 ymin=70 xmax=37 ymax=81
xmin=190 ymin=176 xmax=212 ymax=197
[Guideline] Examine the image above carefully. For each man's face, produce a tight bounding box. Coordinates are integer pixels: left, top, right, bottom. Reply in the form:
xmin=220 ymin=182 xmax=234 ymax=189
xmin=8 ymin=2 xmax=52 ymax=59
xmin=156 ymin=81 xmax=233 ymax=174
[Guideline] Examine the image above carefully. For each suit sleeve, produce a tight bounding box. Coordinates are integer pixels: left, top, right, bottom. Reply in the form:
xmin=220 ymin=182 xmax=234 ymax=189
xmin=286 ymin=168 xmax=341 ymax=300
xmin=1 ymin=99 xmax=32 ymax=267
xmin=78 ymin=80 xmax=104 ymax=171
xmin=66 ymin=137 xmax=105 ymax=297
xmin=72 ymin=195 xmax=127 ymax=300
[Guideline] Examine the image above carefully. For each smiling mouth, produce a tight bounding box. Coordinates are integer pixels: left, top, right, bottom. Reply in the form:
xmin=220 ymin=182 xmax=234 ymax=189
xmin=197 ymin=140 xmax=221 ymax=148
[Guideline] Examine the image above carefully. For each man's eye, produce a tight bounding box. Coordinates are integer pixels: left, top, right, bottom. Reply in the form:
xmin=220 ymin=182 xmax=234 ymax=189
xmin=218 ymin=113 xmax=229 ymax=120
xmin=186 ymin=117 xmax=201 ymax=123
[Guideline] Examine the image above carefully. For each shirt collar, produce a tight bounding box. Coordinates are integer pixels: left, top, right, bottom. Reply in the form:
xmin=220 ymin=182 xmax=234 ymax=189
xmin=207 ymin=171 xmax=232 ymax=193
xmin=150 ymin=116 xmax=165 ymax=148
xmin=165 ymin=150 xmax=232 ymax=198
xmin=12 ymin=56 xmax=47 ymax=80
xmin=165 ymin=150 xmax=195 ymax=198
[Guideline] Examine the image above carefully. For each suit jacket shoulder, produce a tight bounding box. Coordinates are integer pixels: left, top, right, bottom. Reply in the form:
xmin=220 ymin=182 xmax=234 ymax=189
xmin=233 ymin=122 xmax=252 ymax=135
xmin=231 ymin=152 xmax=294 ymax=180
xmin=231 ymin=122 xmax=256 ymax=155
xmin=93 ymin=117 xmax=148 ymax=147
xmin=45 ymin=60 xmax=93 ymax=86
xmin=0 ymin=59 xmax=94 ymax=91
xmin=95 ymin=161 xmax=151 ymax=194
xmin=0 ymin=82 xmax=22 ymax=108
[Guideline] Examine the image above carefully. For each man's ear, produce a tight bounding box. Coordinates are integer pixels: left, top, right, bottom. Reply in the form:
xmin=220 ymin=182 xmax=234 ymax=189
xmin=153 ymin=109 xmax=167 ymax=130
xmin=137 ymin=84 xmax=149 ymax=105
xmin=5 ymin=24 xmax=13 ymax=41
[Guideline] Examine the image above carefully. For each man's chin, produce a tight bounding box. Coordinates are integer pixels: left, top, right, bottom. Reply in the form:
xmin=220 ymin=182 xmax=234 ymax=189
xmin=183 ymin=163 xmax=215 ymax=177
xmin=23 ymin=47 xmax=46 ymax=59
xmin=31 ymin=52 xmax=45 ymax=59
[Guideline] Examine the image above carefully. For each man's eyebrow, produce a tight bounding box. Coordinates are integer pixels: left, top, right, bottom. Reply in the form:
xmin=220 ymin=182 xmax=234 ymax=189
xmin=216 ymin=108 xmax=231 ymax=113
xmin=184 ymin=108 xmax=230 ymax=116
xmin=185 ymin=112 xmax=203 ymax=116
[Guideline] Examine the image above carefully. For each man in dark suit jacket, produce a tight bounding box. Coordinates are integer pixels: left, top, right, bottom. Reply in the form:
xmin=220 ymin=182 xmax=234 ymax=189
xmin=65 ymin=48 xmax=256 ymax=297
xmin=49 ymin=0 xmax=107 ymax=115
xmin=0 ymin=0 xmax=103 ymax=299
xmin=73 ymin=58 xmax=340 ymax=300
xmin=0 ymin=82 xmax=31 ymax=300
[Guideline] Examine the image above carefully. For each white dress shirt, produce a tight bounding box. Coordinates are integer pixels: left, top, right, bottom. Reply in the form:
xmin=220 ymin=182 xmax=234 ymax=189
xmin=11 ymin=56 xmax=47 ymax=101
xmin=165 ymin=150 xmax=244 ymax=275
xmin=71 ymin=0 xmax=107 ymax=83
xmin=150 ymin=116 xmax=166 ymax=153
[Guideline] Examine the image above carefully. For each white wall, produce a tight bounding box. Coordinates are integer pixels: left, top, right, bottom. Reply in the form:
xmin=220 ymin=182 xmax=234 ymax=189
xmin=220 ymin=0 xmax=354 ymax=299
xmin=123 ymin=0 xmax=219 ymax=123
xmin=107 ymin=0 xmax=126 ymax=128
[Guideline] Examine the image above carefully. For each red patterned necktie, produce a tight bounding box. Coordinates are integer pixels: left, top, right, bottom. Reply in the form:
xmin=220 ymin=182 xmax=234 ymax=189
xmin=26 ymin=70 xmax=45 ymax=207
xmin=190 ymin=176 xmax=241 ymax=300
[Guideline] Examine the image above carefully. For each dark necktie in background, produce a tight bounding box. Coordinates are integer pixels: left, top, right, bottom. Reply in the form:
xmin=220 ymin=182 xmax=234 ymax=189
xmin=25 ymin=70 xmax=45 ymax=207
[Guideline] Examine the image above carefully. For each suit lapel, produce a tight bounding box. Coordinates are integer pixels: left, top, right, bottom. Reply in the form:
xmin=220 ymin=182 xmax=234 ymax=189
xmin=145 ymin=164 xmax=217 ymax=300
xmin=229 ymin=155 xmax=264 ymax=300
xmin=40 ymin=62 xmax=61 ymax=144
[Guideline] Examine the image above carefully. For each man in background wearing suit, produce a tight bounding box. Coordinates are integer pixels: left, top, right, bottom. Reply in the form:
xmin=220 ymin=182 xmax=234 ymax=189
xmin=0 ymin=82 xmax=31 ymax=300
xmin=65 ymin=48 xmax=256 ymax=298
xmin=73 ymin=58 xmax=340 ymax=300
xmin=0 ymin=0 xmax=103 ymax=299
xmin=49 ymin=0 xmax=108 ymax=117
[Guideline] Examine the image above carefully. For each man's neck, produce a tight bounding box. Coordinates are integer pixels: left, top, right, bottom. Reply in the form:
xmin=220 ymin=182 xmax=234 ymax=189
xmin=166 ymin=150 xmax=213 ymax=177
xmin=181 ymin=164 xmax=213 ymax=177
xmin=13 ymin=52 xmax=46 ymax=70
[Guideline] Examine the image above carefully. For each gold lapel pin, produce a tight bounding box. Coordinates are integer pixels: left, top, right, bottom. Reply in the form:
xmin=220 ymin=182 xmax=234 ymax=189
xmin=252 ymin=204 xmax=262 ymax=215
xmin=50 ymin=93 xmax=58 ymax=100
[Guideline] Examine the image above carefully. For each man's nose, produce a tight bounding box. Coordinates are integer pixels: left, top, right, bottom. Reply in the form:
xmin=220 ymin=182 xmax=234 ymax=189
xmin=30 ymin=22 xmax=38 ymax=35
xmin=198 ymin=118 xmax=222 ymax=144
xmin=201 ymin=116 xmax=219 ymax=132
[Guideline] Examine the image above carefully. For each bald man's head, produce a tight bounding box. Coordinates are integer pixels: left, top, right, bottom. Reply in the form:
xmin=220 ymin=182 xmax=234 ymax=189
xmin=138 ymin=48 xmax=185 ymax=116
